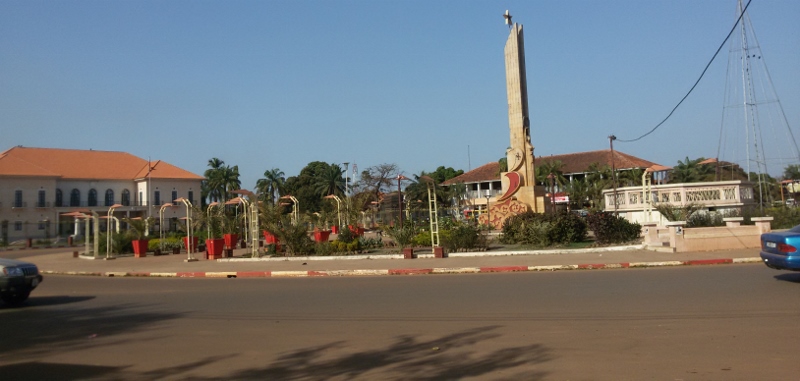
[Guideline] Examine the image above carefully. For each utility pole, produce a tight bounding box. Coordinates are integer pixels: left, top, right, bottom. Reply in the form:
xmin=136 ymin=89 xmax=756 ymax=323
xmin=609 ymin=135 xmax=618 ymax=215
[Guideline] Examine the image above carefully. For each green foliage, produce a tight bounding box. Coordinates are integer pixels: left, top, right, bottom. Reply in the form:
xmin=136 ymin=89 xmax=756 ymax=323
xmin=123 ymin=217 xmax=153 ymax=240
xmin=337 ymin=226 xmax=357 ymax=243
xmin=686 ymin=212 xmax=725 ymax=228
xmin=655 ymin=203 xmax=704 ymax=222
xmin=148 ymin=237 xmax=182 ymax=251
xmin=314 ymin=242 xmax=335 ymax=256
xmin=500 ymin=212 xmax=588 ymax=246
xmin=763 ymin=207 xmax=800 ymax=229
xmin=385 ymin=220 xmax=417 ymax=248
xmin=441 ymin=223 xmax=487 ymax=252
xmin=99 ymin=231 xmax=133 ymax=254
xmin=270 ymin=219 xmax=314 ymax=256
xmin=412 ymin=230 xmax=431 ymax=247
xmin=585 ymin=212 xmax=642 ymax=244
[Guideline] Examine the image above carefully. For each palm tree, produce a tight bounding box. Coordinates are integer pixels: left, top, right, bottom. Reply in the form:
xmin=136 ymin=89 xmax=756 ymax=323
xmin=564 ymin=178 xmax=590 ymax=210
xmin=618 ymin=168 xmax=646 ymax=187
xmin=313 ymin=164 xmax=345 ymax=197
xmin=221 ymin=165 xmax=241 ymax=201
xmin=671 ymin=157 xmax=714 ymax=183
xmin=256 ymin=168 xmax=285 ymax=204
xmin=204 ymin=158 xmax=226 ymax=203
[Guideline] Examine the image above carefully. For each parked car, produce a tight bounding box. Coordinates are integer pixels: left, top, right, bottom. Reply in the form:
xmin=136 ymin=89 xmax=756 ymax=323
xmin=760 ymin=225 xmax=800 ymax=271
xmin=0 ymin=258 xmax=43 ymax=305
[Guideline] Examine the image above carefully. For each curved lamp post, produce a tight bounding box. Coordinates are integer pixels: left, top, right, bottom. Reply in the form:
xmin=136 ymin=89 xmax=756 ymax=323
xmin=159 ymin=203 xmax=173 ymax=253
xmin=279 ymin=195 xmax=299 ymax=225
xmin=323 ymin=194 xmax=342 ymax=229
xmin=206 ymin=201 xmax=220 ymax=240
xmin=105 ymin=204 xmax=122 ymax=260
xmin=174 ymin=197 xmax=197 ymax=262
xmin=230 ymin=189 xmax=259 ymax=258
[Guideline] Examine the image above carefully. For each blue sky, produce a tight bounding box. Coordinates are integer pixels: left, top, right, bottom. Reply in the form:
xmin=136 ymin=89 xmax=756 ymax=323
xmin=2 ymin=0 xmax=798 ymax=189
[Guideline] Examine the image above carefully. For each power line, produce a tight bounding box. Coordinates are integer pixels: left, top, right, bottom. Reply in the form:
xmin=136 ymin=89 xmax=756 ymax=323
xmin=617 ymin=0 xmax=753 ymax=143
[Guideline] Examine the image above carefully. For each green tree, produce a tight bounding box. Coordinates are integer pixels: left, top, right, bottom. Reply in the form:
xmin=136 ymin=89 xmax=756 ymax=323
xmin=313 ymin=164 xmax=345 ymax=197
xmin=256 ymin=168 xmax=285 ymax=205
xmin=204 ymin=158 xmax=227 ymax=203
xmin=358 ymin=163 xmax=399 ymax=203
xmin=670 ymin=157 xmax=714 ymax=183
xmin=784 ymin=164 xmax=800 ymax=180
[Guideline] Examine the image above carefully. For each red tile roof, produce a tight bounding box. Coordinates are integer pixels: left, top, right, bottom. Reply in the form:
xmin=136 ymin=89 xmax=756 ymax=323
xmin=0 ymin=146 xmax=203 ymax=180
xmin=443 ymin=149 xmax=661 ymax=184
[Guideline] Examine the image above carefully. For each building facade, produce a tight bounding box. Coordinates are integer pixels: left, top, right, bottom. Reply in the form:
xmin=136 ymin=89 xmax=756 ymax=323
xmin=0 ymin=146 xmax=203 ymax=244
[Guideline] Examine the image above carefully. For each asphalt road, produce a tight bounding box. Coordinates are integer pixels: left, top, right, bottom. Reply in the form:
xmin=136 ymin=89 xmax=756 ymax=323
xmin=1 ymin=264 xmax=799 ymax=380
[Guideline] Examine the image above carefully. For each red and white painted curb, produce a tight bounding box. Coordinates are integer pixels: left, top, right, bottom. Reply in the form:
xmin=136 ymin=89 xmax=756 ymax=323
xmin=40 ymin=257 xmax=763 ymax=278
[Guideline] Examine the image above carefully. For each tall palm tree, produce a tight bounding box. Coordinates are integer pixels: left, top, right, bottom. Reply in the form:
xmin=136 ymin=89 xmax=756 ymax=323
xmin=204 ymin=158 xmax=226 ymax=203
xmin=256 ymin=168 xmax=285 ymax=204
xmin=618 ymin=168 xmax=646 ymax=187
xmin=671 ymin=157 xmax=714 ymax=183
xmin=221 ymin=165 xmax=241 ymax=202
xmin=564 ymin=177 xmax=590 ymax=210
xmin=313 ymin=165 xmax=345 ymax=197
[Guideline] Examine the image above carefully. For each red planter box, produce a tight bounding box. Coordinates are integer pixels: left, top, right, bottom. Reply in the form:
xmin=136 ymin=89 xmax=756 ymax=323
xmin=263 ymin=231 xmax=278 ymax=245
xmin=314 ymin=230 xmax=331 ymax=242
xmin=132 ymin=239 xmax=149 ymax=258
xmin=224 ymin=234 xmax=239 ymax=249
xmin=206 ymin=238 xmax=225 ymax=260
xmin=403 ymin=248 xmax=414 ymax=259
xmin=183 ymin=236 xmax=199 ymax=253
xmin=331 ymin=225 xmax=339 ymax=234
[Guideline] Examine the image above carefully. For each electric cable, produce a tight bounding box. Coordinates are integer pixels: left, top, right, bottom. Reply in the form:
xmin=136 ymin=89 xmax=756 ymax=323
xmin=617 ymin=0 xmax=753 ymax=143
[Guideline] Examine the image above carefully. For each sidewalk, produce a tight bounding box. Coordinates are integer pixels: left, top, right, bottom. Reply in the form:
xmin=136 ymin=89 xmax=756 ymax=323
xmin=4 ymin=245 xmax=764 ymax=278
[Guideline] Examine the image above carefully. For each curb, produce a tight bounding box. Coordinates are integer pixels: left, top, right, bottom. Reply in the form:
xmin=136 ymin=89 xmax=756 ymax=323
xmin=40 ymin=257 xmax=763 ymax=278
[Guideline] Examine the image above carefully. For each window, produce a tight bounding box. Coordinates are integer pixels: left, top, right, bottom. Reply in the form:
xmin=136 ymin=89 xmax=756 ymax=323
xmin=172 ymin=190 xmax=178 ymax=205
xmin=14 ymin=221 xmax=22 ymax=231
xmin=121 ymin=189 xmax=130 ymax=206
xmin=88 ymin=189 xmax=98 ymax=207
xmin=38 ymin=221 xmax=46 ymax=230
xmin=154 ymin=191 xmax=161 ymax=206
xmin=55 ymin=189 xmax=63 ymax=207
xmin=139 ymin=191 xmax=143 ymax=206
xmin=105 ymin=189 xmax=114 ymax=206
xmin=14 ymin=190 xmax=23 ymax=207
xmin=188 ymin=191 xmax=194 ymax=205
xmin=38 ymin=190 xmax=46 ymax=207
xmin=70 ymin=189 xmax=80 ymax=207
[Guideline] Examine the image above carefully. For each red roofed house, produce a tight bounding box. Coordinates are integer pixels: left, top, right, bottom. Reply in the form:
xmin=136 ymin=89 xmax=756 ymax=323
xmin=443 ymin=149 xmax=665 ymax=217
xmin=0 ymin=146 xmax=203 ymax=244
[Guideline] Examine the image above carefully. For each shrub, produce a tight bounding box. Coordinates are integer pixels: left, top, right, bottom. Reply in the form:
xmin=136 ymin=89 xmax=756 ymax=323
xmin=385 ymin=220 xmax=417 ymax=248
xmin=337 ymin=227 xmax=357 ymax=244
xmin=586 ymin=212 xmax=641 ymax=244
xmin=314 ymin=242 xmax=335 ymax=256
xmin=686 ymin=211 xmax=724 ymax=228
xmin=441 ymin=222 xmax=487 ymax=252
xmin=500 ymin=211 xmax=588 ymax=246
xmin=412 ymin=231 xmax=432 ymax=247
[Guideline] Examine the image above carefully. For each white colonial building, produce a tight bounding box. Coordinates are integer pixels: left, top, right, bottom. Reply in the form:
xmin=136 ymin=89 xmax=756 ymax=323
xmin=0 ymin=146 xmax=203 ymax=244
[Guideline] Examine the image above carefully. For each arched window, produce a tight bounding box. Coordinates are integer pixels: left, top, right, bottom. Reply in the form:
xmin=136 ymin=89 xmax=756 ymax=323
xmin=88 ymin=189 xmax=98 ymax=207
xmin=121 ymin=189 xmax=131 ymax=206
xmin=55 ymin=189 xmax=63 ymax=207
xmin=105 ymin=189 xmax=114 ymax=206
xmin=70 ymin=189 xmax=80 ymax=207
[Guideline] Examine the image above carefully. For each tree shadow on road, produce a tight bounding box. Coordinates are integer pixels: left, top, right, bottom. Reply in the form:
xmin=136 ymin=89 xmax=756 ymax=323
xmin=0 ymin=299 xmax=185 ymax=360
xmin=182 ymin=325 xmax=552 ymax=380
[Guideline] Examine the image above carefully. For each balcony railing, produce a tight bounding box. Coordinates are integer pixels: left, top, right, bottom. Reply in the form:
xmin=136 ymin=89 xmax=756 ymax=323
xmin=602 ymin=180 xmax=755 ymax=211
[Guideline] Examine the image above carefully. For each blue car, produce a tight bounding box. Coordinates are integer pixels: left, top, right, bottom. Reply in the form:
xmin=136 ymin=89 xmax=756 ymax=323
xmin=760 ymin=225 xmax=800 ymax=271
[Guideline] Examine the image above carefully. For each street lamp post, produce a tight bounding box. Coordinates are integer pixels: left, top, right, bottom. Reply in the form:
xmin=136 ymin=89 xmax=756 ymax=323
xmin=324 ymin=195 xmax=342 ymax=229
xmin=159 ymin=203 xmax=173 ymax=253
xmin=229 ymin=189 xmax=259 ymax=258
xmin=279 ymin=195 xmax=299 ymax=225
xmin=206 ymin=202 xmax=219 ymax=241
xmin=175 ymin=197 xmax=197 ymax=262
xmin=609 ymin=135 xmax=618 ymax=215
xmin=105 ymin=204 xmax=122 ymax=260
xmin=547 ymin=173 xmax=555 ymax=214
xmin=485 ymin=190 xmax=491 ymax=228
xmin=396 ymin=175 xmax=408 ymax=226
